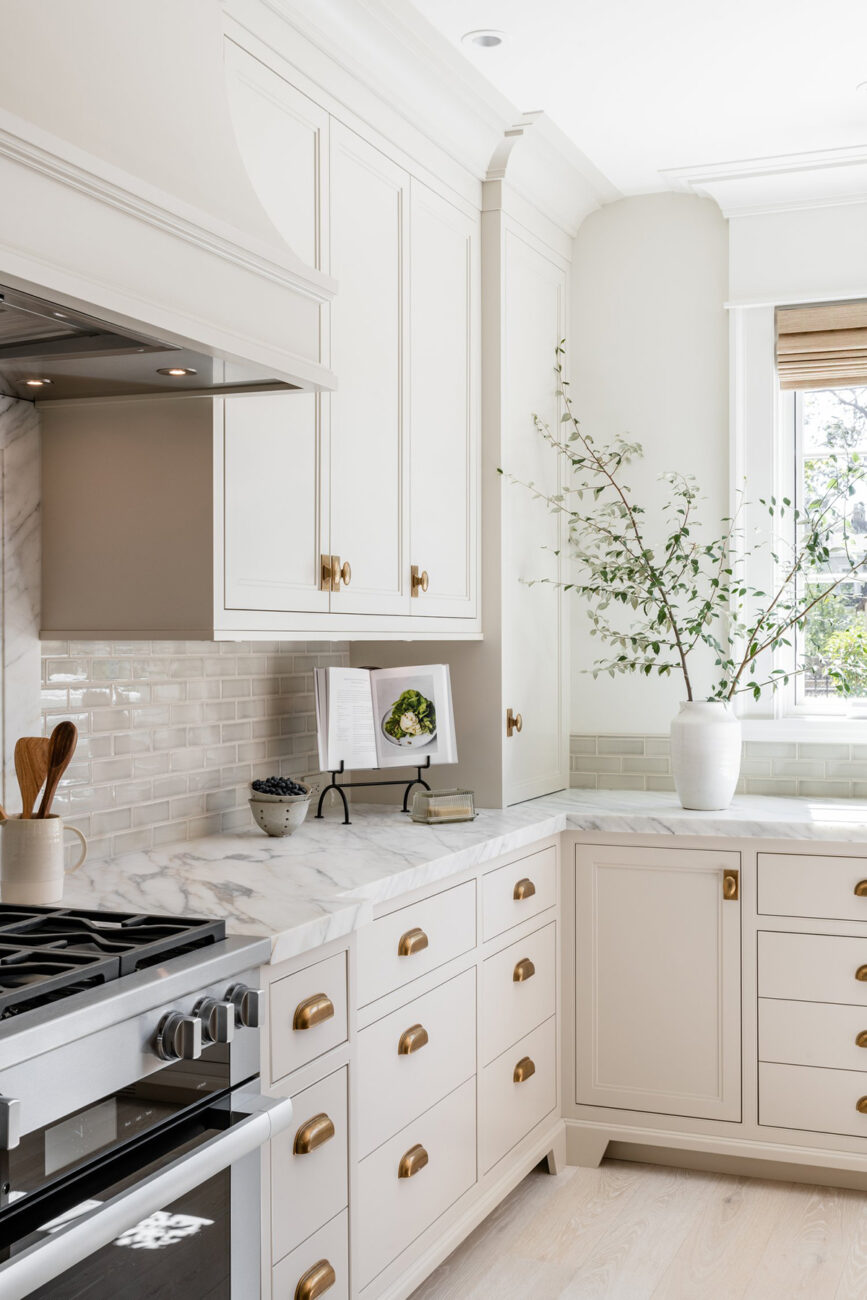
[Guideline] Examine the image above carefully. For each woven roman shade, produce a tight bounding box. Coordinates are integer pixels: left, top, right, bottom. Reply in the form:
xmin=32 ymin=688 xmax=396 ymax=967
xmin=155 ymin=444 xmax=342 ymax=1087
xmin=776 ymin=300 xmax=867 ymax=390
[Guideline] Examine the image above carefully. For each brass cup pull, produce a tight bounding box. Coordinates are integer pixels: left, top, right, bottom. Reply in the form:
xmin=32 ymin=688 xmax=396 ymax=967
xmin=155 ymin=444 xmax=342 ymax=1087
xmin=857 ymin=1097 xmax=867 ymax=1115
xmin=722 ymin=870 xmax=739 ymax=901
xmin=295 ymin=1259 xmax=336 ymax=1300
xmin=410 ymin=565 xmax=430 ymax=597
xmin=856 ymin=966 xmax=867 ymax=983
xmin=398 ymin=1143 xmax=429 ymax=1179
xmin=340 ymin=560 xmax=351 ymax=587
xmin=293 ymin=993 xmax=335 ymax=1031
xmin=398 ymin=926 xmax=429 ymax=958
xmin=513 ymin=957 xmax=536 ymax=983
xmin=506 ymin=708 xmax=523 ymax=738
xmin=513 ymin=877 xmax=536 ymax=902
xmin=513 ymin=1056 xmax=536 ymax=1084
xmin=856 ymin=1031 xmax=867 ymax=1048
xmin=293 ymin=1112 xmax=335 ymax=1155
xmin=398 ymin=1023 xmax=429 ymax=1055
xmin=856 ymin=881 xmax=867 ymax=897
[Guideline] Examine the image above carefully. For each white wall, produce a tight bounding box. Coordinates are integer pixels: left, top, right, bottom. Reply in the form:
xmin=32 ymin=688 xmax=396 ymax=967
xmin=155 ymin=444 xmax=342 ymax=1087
xmin=569 ymin=193 xmax=730 ymax=734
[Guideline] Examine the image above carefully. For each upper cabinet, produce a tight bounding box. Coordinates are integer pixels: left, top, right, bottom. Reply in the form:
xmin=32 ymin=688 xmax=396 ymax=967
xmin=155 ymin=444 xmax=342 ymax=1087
xmin=40 ymin=43 xmax=480 ymax=641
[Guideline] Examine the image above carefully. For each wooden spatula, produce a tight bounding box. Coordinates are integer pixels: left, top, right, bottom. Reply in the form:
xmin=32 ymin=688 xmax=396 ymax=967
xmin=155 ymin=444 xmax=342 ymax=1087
xmin=15 ymin=736 xmax=50 ymax=819
xmin=36 ymin=721 xmax=78 ymax=819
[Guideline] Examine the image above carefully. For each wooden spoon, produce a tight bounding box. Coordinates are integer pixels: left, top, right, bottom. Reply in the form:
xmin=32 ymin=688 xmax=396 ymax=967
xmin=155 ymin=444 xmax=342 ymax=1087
xmin=36 ymin=721 xmax=78 ymax=819
xmin=15 ymin=736 xmax=51 ymax=819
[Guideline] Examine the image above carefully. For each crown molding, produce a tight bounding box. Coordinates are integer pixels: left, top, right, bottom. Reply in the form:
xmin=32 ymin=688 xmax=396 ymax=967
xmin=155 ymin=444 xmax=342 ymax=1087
xmin=662 ymin=142 xmax=867 ymax=217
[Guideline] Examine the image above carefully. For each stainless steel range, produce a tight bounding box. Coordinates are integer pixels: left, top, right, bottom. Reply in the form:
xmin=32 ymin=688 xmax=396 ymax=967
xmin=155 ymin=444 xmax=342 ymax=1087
xmin=0 ymin=904 xmax=290 ymax=1300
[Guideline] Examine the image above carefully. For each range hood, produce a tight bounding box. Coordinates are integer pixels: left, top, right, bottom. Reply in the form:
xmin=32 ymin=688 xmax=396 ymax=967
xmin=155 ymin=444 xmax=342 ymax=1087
xmin=0 ymin=0 xmax=336 ymax=401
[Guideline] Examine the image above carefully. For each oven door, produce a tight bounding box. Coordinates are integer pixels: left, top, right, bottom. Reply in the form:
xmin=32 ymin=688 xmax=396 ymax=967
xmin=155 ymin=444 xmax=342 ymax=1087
xmin=0 ymin=1086 xmax=292 ymax=1300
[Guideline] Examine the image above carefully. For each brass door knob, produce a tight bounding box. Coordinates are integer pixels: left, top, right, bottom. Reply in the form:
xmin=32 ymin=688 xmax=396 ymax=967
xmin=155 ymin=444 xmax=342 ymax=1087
xmin=856 ymin=966 xmax=867 ymax=983
xmin=411 ymin=565 xmax=430 ymax=597
xmin=398 ymin=926 xmax=429 ymax=957
xmin=293 ymin=1113 xmax=335 ymax=1155
xmin=398 ymin=1143 xmax=429 ymax=1179
xmin=857 ymin=1097 xmax=867 ymax=1114
xmin=513 ymin=1056 xmax=536 ymax=1084
xmin=398 ymin=1024 xmax=429 ymax=1055
xmin=293 ymin=993 xmax=335 ymax=1031
xmin=513 ymin=877 xmax=536 ymax=901
xmin=506 ymin=708 xmax=523 ymax=738
xmin=295 ymin=1259 xmax=336 ymax=1300
xmin=855 ymin=881 xmax=867 ymax=897
xmin=340 ymin=560 xmax=351 ymax=587
xmin=856 ymin=1031 xmax=867 ymax=1048
xmin=513 ymin=957 xmax=536 ymax=983
xmin=722 ymin=870 xmax=739 ymax=901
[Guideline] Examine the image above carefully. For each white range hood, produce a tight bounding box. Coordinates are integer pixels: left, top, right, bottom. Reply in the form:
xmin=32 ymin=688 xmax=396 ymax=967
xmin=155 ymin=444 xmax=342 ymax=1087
xmin=0 ymin=0 xmax=336 ymax=398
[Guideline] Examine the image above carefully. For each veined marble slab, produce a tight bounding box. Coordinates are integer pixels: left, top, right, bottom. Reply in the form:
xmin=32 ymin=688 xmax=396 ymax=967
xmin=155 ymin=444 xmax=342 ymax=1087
xmin=59 ymin=789 xmax=867 ymax=962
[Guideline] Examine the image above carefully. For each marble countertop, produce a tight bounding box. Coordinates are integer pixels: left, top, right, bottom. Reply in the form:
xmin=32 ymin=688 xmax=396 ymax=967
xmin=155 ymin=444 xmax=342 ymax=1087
xmin=60 ymin=789 xmax=867 ymax=964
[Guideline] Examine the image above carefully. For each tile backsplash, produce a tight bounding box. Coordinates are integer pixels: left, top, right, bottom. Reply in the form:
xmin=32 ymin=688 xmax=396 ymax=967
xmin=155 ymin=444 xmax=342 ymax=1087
xmin=42 ymin=640 xmax=349 ymax=860
xmin=571 ymin=734 xmax=867 ymax=799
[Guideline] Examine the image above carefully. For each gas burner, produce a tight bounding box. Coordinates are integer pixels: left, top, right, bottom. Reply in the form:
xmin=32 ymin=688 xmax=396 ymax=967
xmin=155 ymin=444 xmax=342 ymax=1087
xmin=0 ymin=944 xmax=117 ymax=1018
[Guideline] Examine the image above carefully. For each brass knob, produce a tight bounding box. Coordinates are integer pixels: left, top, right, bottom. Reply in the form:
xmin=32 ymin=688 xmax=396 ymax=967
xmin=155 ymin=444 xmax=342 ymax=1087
xmin=293 ymin=1113 xmax=335 ymax=1155
xmin=340 ymin=560 xmax=351 ymax=587
xmin=856 ymin=966 xmax=867 ymax=983
xmin=723 ymin=870 xmax=739 ymax=901
xmin=855 ymin=881 xmax=867 ymax=897
xmin=295 ymin=1259 xmax=336 ymax=1300
xmin=398 ymin=926 xmax=429 ymax=957
xmin=856 ymin=1031 xmax=867 ymax=1048
xmin=513 ymin=957 xmax=536 ymax=983
xmin=506 ymin=708 xmax=523 ymax=738
xmin=513 ymin=877 xmax=536 ymax=901
xmin=398 ymin=1023 xmax=429 ymax=1055
xmin=411 ymin=565 xmax=430 ymax=597
xmin=398 ymin=1143 xmax=429 ymax=1179
xmin=293 ymin=993 xmax=335 ymax=1031
xmin=857 ymin=1097 xmax=867 ymax=1114
xmin=513 ymin=1056 xmax=536 ymax=1084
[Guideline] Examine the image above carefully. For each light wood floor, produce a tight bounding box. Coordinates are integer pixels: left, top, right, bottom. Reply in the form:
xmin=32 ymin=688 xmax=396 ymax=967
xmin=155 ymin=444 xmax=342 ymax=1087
xmin=409 ymin=1158 xmax=867 ymax=1299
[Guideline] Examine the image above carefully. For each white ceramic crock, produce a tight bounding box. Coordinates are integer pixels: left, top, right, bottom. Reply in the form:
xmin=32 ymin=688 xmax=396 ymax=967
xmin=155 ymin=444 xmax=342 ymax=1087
xmin=0 ymin=814 xmax=88 ymax=905
xmin=670 ymin=700 xmax=742 ymax=811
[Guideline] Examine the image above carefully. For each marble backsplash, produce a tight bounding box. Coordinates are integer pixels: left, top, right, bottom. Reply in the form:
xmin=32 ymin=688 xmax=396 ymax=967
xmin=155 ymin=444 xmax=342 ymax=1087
xmin=571 ymin=734 xmax=867 ymax=799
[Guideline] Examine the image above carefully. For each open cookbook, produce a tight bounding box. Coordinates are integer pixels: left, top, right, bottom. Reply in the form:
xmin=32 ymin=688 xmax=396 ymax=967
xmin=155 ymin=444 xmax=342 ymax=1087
xmin=314 ymin=664 xmax=457 ymax=771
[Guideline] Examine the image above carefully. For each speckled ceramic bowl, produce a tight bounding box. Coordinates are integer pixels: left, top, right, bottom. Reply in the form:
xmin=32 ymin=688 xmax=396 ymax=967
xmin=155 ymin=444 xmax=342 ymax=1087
xmin=249 ymin=787 xmax=311 ymax=837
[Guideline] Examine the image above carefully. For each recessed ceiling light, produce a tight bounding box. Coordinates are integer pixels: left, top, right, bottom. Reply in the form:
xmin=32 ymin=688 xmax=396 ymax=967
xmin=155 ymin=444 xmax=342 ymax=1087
xmin=25 ymin=378 xmax=52 ymax=387
xmin=156 ymin=367 xmax=197 ymax=377
xmin=461 ymin=29 xmax=506 ymax=49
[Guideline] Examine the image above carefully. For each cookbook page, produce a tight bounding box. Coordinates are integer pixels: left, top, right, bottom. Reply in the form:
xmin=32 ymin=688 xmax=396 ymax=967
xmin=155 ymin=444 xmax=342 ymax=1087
xmin=319 ymin=668 xmax=378 ymax=770
xmin=370 ymin=665 xmax=458 ymax=768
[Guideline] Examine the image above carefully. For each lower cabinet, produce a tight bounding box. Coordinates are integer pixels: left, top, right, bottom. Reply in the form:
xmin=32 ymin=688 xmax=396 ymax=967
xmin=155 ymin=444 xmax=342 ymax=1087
xmin=356 ymin=1079 xmax=477 ymax=1290
xmin=271 ymin=1067 xmax=349 ymax=1265
xmin=575 ymin=843 xmax=742 ymax=1121
xmin=481 ymin=1016 xmax=557 ymax=1173
xmin=272 ymin=1210 xmax=350 ymax=1300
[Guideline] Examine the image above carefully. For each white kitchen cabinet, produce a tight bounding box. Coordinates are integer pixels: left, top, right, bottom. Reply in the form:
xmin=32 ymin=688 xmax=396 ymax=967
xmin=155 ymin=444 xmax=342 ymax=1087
xmin=408 ymin=179 xmax=479 ymax=619
xmin=575 ymin=843 xmax=742 ymax=1121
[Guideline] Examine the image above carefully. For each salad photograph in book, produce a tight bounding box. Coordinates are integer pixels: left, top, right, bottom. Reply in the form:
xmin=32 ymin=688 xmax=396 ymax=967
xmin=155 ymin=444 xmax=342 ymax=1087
xmin=315 ymin=664 xmax=458 ymax=771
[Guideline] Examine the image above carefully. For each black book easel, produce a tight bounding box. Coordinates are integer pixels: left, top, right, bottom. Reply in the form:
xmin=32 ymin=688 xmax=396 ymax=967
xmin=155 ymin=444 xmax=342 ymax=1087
xmin=315 ymin=756 xmax=432 ymax=825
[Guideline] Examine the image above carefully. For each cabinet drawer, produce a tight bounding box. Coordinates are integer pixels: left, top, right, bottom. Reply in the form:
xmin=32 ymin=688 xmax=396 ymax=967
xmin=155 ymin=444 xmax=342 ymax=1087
xmin=271 ymin=1067 xmax=348 ymax=1265
xmin=272 ymin=1209 xmax=348 ymax=1300
xmin=760 ymin=1061 xmax=867 ymax=1139
xmin=357 ymin=967 xmax=476 ymax=1158
xmin=356 ymin=881 xmax=476 ymax=1008
xmin=356 ymin=1078 xmax=476 ymax=1289
xmin=481 ymin=1016 xmax=556 ymax=1173
xmin=270 ymin=952 xmax=348 ymax=1083
xmin=758 ymin=931 xmax=867 ymax=1006
xmin=759 ymin=998 xmax=867 ymax=1073
xmin=481 ymin=845 xmax=557 ymax=941
xmin=482 ymin=922 xmax=556 ymax=1065
xmin=758 ymin=852 xmax=867 ymax=923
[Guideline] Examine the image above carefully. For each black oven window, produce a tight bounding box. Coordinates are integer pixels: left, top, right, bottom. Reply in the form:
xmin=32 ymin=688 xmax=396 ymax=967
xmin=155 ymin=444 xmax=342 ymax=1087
xmin=26 ymin=1170 xmax=230 ymax=1299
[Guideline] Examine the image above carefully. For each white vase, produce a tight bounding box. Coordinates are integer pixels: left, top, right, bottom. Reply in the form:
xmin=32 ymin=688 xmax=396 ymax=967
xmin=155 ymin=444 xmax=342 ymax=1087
xmin=670 ymin=701 xmax=741 ymax=811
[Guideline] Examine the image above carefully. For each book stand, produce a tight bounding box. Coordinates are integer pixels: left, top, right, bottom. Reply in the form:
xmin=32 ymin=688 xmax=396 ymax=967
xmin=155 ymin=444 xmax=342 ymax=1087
xmin=314 ymin=756 xmax=432 ymax=825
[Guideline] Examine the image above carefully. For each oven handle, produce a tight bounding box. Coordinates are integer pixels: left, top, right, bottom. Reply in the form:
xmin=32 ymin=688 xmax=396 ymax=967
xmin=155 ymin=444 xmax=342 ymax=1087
xmin=0 ymin=1088 xmax=293 ymax=1300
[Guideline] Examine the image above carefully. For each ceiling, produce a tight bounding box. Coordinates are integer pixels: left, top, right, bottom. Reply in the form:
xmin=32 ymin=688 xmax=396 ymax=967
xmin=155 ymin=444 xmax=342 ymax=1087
xmin=408 ymin=0 xmax=867 ymax=201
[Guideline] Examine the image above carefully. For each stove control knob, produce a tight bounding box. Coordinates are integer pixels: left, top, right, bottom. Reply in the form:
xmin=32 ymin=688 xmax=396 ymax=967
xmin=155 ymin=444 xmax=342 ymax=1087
xmin=194 ymin=997 xmax=235 ymax=1045
xmin=225 ymin=983 xmax=264 ymax=1029
xmin=154 ymin=1012 xmax=203 ymax=1062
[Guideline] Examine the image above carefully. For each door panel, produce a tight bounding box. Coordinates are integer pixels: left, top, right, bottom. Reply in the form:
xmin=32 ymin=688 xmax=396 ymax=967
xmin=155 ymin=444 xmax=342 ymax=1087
xmin=329 ymin=123 xmax=408 ymax=616
xmin=409 ymin=180 xmax=479 ymax=618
